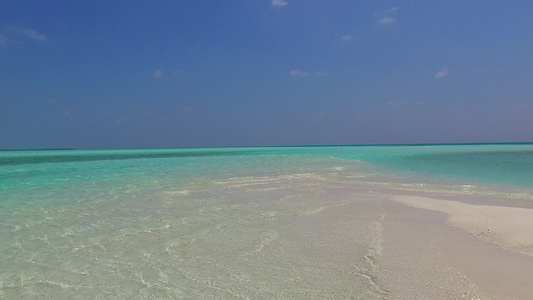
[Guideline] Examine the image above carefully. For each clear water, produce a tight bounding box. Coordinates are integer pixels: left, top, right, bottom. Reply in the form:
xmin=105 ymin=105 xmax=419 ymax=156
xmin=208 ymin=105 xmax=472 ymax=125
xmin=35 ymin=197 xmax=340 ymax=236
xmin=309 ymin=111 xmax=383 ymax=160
xmin=1 ymin=144 xmax=532 ymax=299
xmin=2 ymin=144 xmax=533 ymax=192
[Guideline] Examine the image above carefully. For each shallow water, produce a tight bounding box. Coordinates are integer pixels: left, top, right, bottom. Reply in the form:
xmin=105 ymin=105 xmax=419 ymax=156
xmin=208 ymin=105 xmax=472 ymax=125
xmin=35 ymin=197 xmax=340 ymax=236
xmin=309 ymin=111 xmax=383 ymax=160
xmin=1 ymin=145 xmax=532 ymax=299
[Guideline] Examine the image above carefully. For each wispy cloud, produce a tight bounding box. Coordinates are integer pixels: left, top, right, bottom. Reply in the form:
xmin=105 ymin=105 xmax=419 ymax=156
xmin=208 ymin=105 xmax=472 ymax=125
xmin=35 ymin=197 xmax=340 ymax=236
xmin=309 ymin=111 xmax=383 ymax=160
xmin=113 ymin=117 xmax=129 ymax=126
xmin=290 ymin=69 xmax=309 ymax=77
xmin=272 ymin=0 xmax=288 ymax=7
xmin=154 ymin=69 xmax=163 ymax=78
xmin=434 ymin=68 xmax=449 ymax=78
xmin=386 ymin=100 xmax=408 ymax=107
xmin=0 ymin=34 xmax=7 ymax=46
xmin=290 ymin=69 xmax=330 ymax=78
xmin=378 ymin=17 xmax=395 ymax=25
xmin=341 ymin=34 xmax=355 ymax=42
xmin=386 ymin=100 xmax=425 ymax=107
xmin=173 ymin=69 xmax=185 ymax=75
xmin=1 ymin=27 xmax=48 ymax=46
xmin=8 ymin=27 xmax=47 ymax=41
xmin=376 ymin=7 xmax=399 ymax=25
xmin=20 ymin=29 xmax=47 ymax=41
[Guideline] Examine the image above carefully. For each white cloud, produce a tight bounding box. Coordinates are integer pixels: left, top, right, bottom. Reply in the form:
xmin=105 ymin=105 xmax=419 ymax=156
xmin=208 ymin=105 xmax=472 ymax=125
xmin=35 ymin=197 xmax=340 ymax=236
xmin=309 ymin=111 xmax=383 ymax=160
xmin=8 ymin=27 xmax=47 ymax=41
xmin=173 ymin=69 xmax=185 ymax=75
xmin=290 ymin=69 xmax=309 ymax=77
xmin=376 ymin=7 xmax=399 ymax=25
xmin=434 ymin=68 xmax=449 ymax=78
xmin=20 ymin=29 xmax=47 ymax=41
xmin=0 ymin=34 xmax=7 ymax=46
xmin=272 ymin=0 xmax=288 ymax=7
xmin=387 ymin=100 xmax=426 ymax=107
xmin=113 ymin=117 xmax=129 ymax=126
xmin=378 ymin=17 xmax=395 ymax=25
xmin=387 ymin=100 xmax=408 ymax=107
xmin=315 ymin=71 xmax=329 ymax=76
xmin=342 ymin=34 xmax=355 ymax=41
xmin=154 ymin=69 xmax=163 ymax=78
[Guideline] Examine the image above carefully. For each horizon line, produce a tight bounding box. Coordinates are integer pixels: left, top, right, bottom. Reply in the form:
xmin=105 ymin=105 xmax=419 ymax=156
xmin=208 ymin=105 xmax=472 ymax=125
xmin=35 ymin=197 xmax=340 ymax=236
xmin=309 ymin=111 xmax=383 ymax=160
xmin=2 ymin=141 xmax=533 ymax=152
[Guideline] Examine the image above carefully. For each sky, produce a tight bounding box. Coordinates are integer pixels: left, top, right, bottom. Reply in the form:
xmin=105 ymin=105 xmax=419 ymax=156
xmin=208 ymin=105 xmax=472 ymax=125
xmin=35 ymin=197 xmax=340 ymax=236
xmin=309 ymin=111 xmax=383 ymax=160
xmin=1 ymin=0 xmax=533 ymax=149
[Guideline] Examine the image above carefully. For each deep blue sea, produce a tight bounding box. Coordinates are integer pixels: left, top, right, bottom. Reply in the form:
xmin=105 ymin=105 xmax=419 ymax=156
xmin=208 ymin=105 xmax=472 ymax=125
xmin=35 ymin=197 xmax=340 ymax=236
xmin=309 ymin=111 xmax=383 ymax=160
xmin=1 ymin=144 xmax=532 ymax=299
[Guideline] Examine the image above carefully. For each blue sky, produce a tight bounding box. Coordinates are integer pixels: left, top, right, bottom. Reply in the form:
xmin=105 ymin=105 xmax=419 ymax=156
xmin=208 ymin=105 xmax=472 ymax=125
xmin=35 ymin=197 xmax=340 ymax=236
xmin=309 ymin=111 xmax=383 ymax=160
xmin=1 ymin=1 xmax=533 ymax=149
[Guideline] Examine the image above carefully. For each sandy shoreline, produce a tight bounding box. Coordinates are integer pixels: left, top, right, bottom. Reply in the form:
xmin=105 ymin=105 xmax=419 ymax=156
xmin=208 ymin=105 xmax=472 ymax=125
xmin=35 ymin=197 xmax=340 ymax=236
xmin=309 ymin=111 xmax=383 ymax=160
xmin=217 ymin=175 xmax=533 ymax=299
xmin=385 ymin=192 xmax=533 ymax=299
xmin=390 ymin=195 xmax=533 ymax=257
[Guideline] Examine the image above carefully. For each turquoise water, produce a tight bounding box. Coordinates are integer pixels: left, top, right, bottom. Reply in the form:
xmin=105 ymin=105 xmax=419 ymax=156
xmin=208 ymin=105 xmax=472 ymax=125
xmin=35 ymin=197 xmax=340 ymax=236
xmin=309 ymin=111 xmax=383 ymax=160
xmin=2 ymin=143 xmax=532 ymax=192
xmin=1 ymin=144 xmax=533 ymax=210
xmin=1 ymin=144 xmax=532 ymax=298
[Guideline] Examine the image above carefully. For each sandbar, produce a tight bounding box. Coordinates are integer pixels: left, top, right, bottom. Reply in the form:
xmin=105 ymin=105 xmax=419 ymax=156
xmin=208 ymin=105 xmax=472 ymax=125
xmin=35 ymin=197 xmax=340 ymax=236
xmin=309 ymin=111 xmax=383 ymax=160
xmin=387 ymin=193 xmax=533 ymax=299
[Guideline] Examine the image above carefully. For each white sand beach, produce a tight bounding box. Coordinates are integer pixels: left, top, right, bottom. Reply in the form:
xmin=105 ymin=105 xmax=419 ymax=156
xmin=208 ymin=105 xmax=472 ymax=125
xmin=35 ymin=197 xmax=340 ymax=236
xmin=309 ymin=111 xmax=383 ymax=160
xmin=388 ymin=194 xmax=533 ymax=299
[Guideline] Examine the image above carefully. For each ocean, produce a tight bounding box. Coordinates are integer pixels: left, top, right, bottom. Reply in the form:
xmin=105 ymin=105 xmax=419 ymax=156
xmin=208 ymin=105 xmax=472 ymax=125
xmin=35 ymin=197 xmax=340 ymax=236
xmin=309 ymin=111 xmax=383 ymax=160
xmin=1 ymin=144 xmax=532 ymax=299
